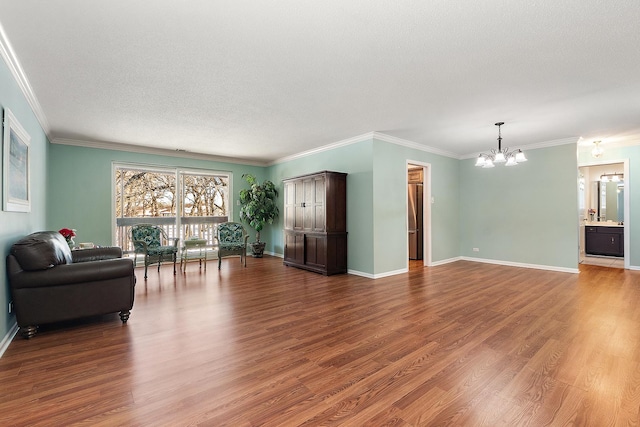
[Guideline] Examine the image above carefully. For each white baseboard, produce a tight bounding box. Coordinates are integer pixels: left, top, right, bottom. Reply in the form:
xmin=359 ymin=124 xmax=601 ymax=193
xmin=350 ymin=257 xmax=460 ymax=278
xmin=263 ymin=251 xmax=283 ymax=258
xmin=430 ymin=256 xmax=462 ymax=266
xmin=461 ymin=256 xmax=580 ymax=274
xmin=628 ymin=265 xmax=640 ymax=271
xmin=267 ymin=253 xmax=582 ymax=278
xmin=0 ymin=322 xmax=19 ymax=358
xmin=347 ymin=269 xmax=374 ymax=278
xmin=348 ymin=268 xmax=408 ymax=279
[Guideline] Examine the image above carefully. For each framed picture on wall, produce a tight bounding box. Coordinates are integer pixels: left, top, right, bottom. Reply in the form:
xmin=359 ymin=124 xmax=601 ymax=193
xmin=3 ymin=108 xmax=31 ymax=212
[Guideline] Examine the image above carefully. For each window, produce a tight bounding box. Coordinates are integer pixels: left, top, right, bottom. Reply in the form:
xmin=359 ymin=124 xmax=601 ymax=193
xmin=114 ymin=165 xmax=230 ymax=252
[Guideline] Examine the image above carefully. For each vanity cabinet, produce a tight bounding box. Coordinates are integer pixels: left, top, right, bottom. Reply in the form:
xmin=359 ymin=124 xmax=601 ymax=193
xmin=283 ymin=171 xmax=347 ymax=275
xmin=585 ymin=226 xmax=624 ymax=257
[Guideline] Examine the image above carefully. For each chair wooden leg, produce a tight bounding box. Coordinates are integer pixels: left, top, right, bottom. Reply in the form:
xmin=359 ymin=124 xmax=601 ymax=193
xmin=218 ymin=254 xmax=222 ymax=270
xmin=144 ymin=254 xmax=150 ymax=280
xmin=173 ymin=254 xmax=177 ymax=275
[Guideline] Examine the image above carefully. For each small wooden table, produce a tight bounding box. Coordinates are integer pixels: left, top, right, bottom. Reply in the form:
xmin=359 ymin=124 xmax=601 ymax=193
xmin=180 ymin=238 xmax=209 ymax=272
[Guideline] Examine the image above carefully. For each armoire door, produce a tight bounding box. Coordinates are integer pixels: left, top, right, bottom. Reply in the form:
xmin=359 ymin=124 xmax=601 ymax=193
xmin=305 ymin=234 xmax=327 ymax=269
xmin=284 ymin=230 xmax=305 ymax=264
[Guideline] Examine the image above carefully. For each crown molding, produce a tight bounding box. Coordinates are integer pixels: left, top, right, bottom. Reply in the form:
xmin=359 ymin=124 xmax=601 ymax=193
xmin=269 ymin=132 xmax=378 ymax=165
xmin=460 ymin=136 xmax=580 ymax=160
xmin=51 ymin=137 xmax=268 ymax=167
xmin=600 ymin=140 xmax=640 ymax=149
xmin=269 ymin=131 xmax=460 ymax=165
xmin=371 ymin=132 xmax=460 ymax=159
xmin=578 ymin=137 xmax=640 ymax=150
xmin=0 ymin=22 xmax=50 ymax=135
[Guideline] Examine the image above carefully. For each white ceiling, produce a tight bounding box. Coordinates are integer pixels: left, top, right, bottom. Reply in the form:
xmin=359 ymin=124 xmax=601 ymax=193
xmin=0 ymin=1 xmax=639 ymax=164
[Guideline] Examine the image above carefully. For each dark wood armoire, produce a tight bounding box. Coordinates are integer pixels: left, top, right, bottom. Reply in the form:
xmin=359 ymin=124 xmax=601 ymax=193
xmin=282 ymin=171 xmax=347 ymax=275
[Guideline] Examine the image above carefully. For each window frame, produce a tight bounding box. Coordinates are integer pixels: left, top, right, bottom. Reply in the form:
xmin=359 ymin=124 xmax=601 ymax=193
xmin=111 ymin=162 xmax=233 ymax=249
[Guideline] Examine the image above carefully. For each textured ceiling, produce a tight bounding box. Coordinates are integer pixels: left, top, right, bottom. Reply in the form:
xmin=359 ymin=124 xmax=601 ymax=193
xmin=0 ymin=1 xmax=639 ymax=164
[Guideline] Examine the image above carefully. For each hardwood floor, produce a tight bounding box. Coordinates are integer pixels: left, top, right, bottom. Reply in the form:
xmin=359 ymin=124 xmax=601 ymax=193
xmin=1 ymin=256 xmax=639 ymax=426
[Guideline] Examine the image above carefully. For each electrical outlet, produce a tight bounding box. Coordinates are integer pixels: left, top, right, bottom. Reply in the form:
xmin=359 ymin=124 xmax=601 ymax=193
xmin=472 ymin=248 xmax=480 ymax=252
xmin=8 ymin=301 xmax=13 ymax=314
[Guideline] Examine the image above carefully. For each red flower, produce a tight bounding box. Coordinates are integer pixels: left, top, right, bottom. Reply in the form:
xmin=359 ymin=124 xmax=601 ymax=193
xmin=58 ymin=228 xmax=77 ymax=239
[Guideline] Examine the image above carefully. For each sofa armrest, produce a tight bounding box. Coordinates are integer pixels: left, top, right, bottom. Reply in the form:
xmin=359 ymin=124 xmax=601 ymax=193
xmin=72 ymin=246 xmax=122 ymax=263
xmin=9 ymin=258 xmax=135 ymax=290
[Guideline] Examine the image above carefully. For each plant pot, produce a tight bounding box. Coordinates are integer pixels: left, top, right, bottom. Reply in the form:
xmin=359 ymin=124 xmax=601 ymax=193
xmin=250 ymin=241 xmax=266 ymax=258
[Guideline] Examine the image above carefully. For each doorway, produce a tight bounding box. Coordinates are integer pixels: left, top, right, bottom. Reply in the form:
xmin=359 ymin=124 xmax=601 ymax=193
xmin=406 ymin=161 xmax=431 ymax=268
xmin=578 ymin=160 xmax=629 ymax=269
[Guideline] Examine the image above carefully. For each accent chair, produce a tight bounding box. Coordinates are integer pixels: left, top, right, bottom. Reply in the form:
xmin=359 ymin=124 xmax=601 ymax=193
xmin=216 ymin=222 xmax=249 ymax=269
xmin=131 ymin=224 xmax=180 ymax=279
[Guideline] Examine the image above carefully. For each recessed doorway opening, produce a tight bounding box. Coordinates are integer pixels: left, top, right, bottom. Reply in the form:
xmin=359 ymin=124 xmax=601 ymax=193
xmin=406 ymin=161 xmax=431 ymax=268
xmin=577 ymin=160 xmax=629 ymax=270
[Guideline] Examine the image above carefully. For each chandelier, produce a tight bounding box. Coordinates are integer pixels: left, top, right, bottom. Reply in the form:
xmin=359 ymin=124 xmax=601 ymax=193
xmin=475 ymin=122 xmax=527 ymax=168
xmin=591 ymin=140 xmax=604 ymax=158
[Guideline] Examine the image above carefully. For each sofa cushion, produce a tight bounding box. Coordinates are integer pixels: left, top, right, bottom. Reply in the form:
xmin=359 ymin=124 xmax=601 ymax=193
xmin=11 ymin=231 xmax=73 ymax=271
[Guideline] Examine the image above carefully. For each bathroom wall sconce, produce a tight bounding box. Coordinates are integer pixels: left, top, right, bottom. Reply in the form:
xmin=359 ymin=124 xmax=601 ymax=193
xmin=600 ymin=173 xmax=623 ymax=183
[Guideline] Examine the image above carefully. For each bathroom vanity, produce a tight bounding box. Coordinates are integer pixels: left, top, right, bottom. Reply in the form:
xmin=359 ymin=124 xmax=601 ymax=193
xmin=585 ymin=223 xmax=624 ymax=257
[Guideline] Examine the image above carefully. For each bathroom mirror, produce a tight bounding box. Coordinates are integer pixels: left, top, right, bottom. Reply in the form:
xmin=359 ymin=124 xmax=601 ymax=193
xmin=592 ymin=180 xmax=624 ymax=222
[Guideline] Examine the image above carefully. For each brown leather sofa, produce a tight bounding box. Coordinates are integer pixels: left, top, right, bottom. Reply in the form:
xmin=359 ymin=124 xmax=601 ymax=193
xmin=6 ymin=231 xmax=136 ymax=338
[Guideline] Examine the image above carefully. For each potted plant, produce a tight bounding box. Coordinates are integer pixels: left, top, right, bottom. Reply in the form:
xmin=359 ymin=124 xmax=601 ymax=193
xmin=238 ymin=174 xmax=279 ymax=257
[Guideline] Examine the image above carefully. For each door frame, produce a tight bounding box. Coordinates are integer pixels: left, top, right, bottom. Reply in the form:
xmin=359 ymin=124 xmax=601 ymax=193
xmin=406 ymin=160 xmax=432 ymax=268
xmin=577 ymin=158 xmax=630 ymax=269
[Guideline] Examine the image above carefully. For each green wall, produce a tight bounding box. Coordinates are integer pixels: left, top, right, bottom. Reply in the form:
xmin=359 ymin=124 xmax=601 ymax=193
xmin=46 ymin=144 xmax=265 ymax=246
xmin=267 ymin=139 xmax=375 ymax=274
xmin=371 ymin=139 xmax=460 ymax=275
xmin=459 ymin=143 xmax=579 ymax=270
xmin=579 ymin=144 xmax=640 ymax=267
xmin=49 ymin=136 xmax=463 ymax=278
xmin=0 ymin=58 xmax=49 ymax=343
xmin=266 ymin=136 xmax=461 ymax=277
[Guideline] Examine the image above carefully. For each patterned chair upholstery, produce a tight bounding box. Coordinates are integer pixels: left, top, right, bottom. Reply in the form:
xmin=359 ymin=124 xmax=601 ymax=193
xmin=216 ymin=222 xmax=249 ymax=269
xmin=131 ymin=224 xmax=180 ymax=279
